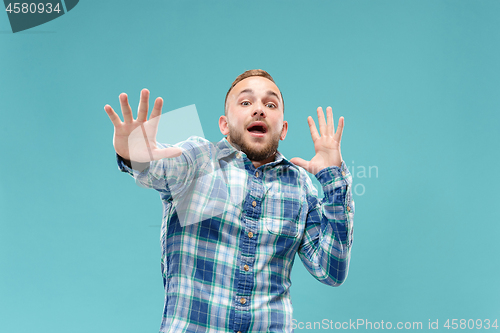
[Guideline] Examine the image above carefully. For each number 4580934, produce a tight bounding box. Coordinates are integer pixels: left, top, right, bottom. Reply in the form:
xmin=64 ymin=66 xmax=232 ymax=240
xmin=444 ymin=319 xmax=498 ymax=330
xmin=5 ymin=2 xmax=62 ymax=14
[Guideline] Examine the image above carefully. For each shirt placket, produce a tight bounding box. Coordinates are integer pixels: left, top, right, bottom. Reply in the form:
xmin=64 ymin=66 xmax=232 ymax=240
xmin=232 ymin=158 xmax=264 ymax=333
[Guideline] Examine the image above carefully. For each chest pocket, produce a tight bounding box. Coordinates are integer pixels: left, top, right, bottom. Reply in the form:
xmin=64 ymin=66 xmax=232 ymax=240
xmin=262 ymin=190 xmax=302 ymax=238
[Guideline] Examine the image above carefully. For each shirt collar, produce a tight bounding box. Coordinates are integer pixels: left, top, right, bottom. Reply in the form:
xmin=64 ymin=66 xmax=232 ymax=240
xmin=215 ymin=137 xmax=239 ymax=160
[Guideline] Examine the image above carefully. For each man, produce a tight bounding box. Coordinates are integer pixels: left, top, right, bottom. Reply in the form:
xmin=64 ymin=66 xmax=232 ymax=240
xmin=104 ymin=69 xmax=354 ymax=332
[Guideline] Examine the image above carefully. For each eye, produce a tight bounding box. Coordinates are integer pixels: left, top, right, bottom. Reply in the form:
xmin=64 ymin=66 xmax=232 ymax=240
xmin=266 ymin=103 xmax=277 ymax=108
xmin=241 ymin=101 xmax=251 ymax=106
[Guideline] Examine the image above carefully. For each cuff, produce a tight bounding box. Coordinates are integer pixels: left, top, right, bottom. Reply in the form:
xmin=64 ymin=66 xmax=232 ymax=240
xmin=314 ymin=161 xmax=352 ymax=188
xmin=116 ymin=153 xmax=150 ymax=176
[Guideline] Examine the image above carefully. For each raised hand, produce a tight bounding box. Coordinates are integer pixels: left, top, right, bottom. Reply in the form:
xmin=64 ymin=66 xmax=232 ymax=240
xmin=290 ymin=106 xmax=344 ymax=175
xmin=104 ymin=89 xmax=182 ymax=163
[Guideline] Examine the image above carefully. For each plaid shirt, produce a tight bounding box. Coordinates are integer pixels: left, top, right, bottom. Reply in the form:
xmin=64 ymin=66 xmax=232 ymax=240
xmin=116 ymin=136 xmax=354 ymax=333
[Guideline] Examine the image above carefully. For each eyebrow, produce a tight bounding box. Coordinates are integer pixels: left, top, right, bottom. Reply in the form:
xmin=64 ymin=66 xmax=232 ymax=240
xmin=238 ymin=89 xmax=281 ymax=101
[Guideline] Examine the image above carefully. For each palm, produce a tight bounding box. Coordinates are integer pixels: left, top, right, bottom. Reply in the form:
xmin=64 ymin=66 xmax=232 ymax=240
xmin=290 ymin=106 xmax=344 ymax=175
xmin=104 ymin=89 xmax=182 ymax=163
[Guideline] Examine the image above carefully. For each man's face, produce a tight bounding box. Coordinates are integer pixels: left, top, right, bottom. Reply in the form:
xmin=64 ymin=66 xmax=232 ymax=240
xmin=219 ymin=76 xmax=288 ymax=162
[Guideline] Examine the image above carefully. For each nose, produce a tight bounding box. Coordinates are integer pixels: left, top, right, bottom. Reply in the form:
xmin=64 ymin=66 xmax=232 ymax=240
xmin=252 ymin=102 xmax=266 ymax=118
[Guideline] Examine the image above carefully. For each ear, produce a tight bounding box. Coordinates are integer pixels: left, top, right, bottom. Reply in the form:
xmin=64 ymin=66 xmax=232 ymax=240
xmin=280 ymin=120 xmax=288 ymax=140
xmin=219 ymin=115 xmax=230 ymax=136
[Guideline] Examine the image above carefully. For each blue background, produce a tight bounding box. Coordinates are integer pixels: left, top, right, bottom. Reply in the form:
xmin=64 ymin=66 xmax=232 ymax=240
xmin=1 ymin=1 xmax=499 ymax=332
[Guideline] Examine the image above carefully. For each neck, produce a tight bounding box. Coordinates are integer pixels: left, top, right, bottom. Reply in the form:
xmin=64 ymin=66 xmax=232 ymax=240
xmin=251 ymin=154 xmax=276 ymax=168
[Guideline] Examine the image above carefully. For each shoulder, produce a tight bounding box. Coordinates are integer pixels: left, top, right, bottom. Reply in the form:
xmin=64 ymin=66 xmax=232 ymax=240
xmin=156 ymin=136 xmax=214 ymax=165
xmin=277 ymin=155 xmax=318 ymax=197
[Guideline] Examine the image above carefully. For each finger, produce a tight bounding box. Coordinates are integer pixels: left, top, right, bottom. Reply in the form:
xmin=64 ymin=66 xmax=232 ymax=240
xmin=317 ymin=107 xmax=326 ymax=136
xmin=334 ymin=116 xmax=345 ymax=143
xmin=104 ymin=104 xmax=122 ymax=127
xmin=307 ymin=116 xmax=320 ymax=142
xmin=119 ymin=93 xmax=134 ymax=123
xmin=137 ymin=89 xmax=150 ymax=122
xmin=326 ymin=106 xmax=334 ymax=137
xmin=150 ymin=97 xmax=163 ymax=120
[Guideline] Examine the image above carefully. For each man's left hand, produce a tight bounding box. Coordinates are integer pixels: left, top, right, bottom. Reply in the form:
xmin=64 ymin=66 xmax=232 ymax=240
xmin=290 ymin=106 xmax=344 ymax=175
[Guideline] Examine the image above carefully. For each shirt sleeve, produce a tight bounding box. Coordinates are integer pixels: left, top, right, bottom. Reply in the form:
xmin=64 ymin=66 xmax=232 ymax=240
xmin=297 ymin=160 xmax=355 ymax=286
xmin=115 ymin=137 xmax=212 ymax=200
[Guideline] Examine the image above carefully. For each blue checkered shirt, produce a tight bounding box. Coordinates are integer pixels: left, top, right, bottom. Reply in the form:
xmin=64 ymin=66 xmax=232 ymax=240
xmin=116 ymin=136 xmax=354 ymax=333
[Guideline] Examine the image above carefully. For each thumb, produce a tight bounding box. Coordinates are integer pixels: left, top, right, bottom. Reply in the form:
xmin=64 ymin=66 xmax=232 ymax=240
xmin=290 ymin=157 xmax=310 ymax=170
xmin=154 ymin=147 xmax=183 ymax=160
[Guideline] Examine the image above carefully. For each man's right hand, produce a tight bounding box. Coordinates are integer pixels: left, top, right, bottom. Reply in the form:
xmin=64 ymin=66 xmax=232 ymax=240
xmin=104 ymin=89 xmax=182 ymax=163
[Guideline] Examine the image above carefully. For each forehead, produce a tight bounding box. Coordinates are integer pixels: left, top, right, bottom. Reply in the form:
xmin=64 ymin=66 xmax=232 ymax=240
xmin=230 ymin=76 xmax=281 ymax=99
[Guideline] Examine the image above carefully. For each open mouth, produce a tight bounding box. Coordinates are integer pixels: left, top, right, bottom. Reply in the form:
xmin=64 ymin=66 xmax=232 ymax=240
xmin=247 ymin=122 xmax=268 ymax=135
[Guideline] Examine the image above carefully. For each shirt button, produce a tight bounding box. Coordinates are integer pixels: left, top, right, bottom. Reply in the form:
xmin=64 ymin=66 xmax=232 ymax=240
xmin=342 ymin=171 xmax=346 ymax=177
xmin=252 ymin=201 xmax=257 ymax=207
xmin=240 ymin=297 xmax=246 ymax=304
xmin=347 ymin=206 xmax=351 ymax=212
xmin=248 ymin=231 xmax=254 ymax=238
xmin=237 ymin=331 xmax=242 ymax=333
xmin=236 ymin=152 xmax=242 ymax=159
xmin=243 ymin=265 xmax=249 ymax=271
xmin=255 ymin=171 xmax=259 ymax=177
